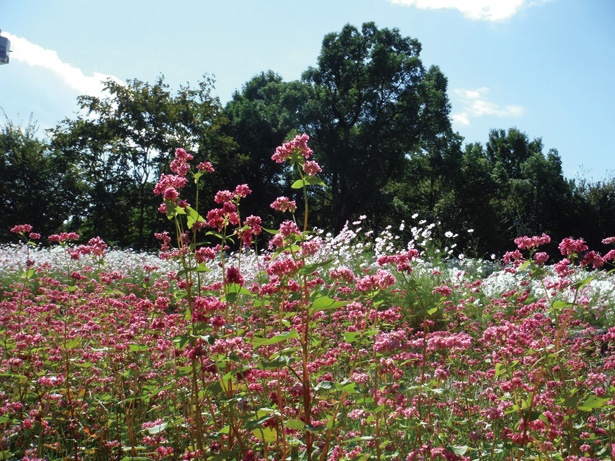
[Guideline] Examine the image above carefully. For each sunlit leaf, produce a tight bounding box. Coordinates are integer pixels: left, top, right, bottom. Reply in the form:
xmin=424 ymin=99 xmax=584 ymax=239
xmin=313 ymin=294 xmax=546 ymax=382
xmin=145 ymin=421 xmax=168 ymax=435
xmin=252 ymin=330 xmax=299 ymax=348
xmin=186 ymin=206 xmax=205 ymax=230
xmin=310 ymin=296 xmax=350 ymax=313
xmin=578 ymin=395 xmax=611 ymax=411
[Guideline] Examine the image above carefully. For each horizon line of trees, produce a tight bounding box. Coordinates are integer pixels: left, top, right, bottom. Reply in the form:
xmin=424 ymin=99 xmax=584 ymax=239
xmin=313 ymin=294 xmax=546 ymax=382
xmin=2 ymin=22 xmax=614 ymax=259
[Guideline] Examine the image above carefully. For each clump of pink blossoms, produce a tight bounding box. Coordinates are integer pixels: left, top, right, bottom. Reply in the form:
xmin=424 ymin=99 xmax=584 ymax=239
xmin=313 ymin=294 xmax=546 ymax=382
xmin=271 ymin=133 xmax=313 ymax=163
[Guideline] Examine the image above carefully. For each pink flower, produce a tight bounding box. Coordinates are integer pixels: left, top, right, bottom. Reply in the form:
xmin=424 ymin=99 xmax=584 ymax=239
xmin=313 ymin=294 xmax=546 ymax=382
xmin=303 ymin=160 xmax=322 ymax=176
xmin=271 ymin=196 xmax=297 ymax=213
xmin=604 ymin=249 xmax=615 ymax=261
xmin=581 ymin=250 xmax=605 ymax=269
xmin=196 ymin=161 xmax=214 ymax=172
xmin=554 ymin=258 xmax=572 ymax=277
xmin=170 ymin=158 xmax=191 ymax=176
xmin=154 ymin=174 xmax=188 ymax=197
xmin=279 ymin=220 xmax=300 ymax=237
xmin=514 ymin=233 xmax=551 ymax=250
xmin=195 ymin=246 xmax=216 ymax=263
xmin=503 ymin=249 xmax=523 ymax=265
xmin=533 ymin=252 xmax=549 ymax=265
xmin=558 ymin=237 xmax=588 ymax=256
xmin=433 ymin=285 xmax=453 ymax=297
xmin=225 ymin=266 xmax=244 ymax=286
xmin=214 ymin=190 xmax=234 ymax=204
xmin=169 ymin=148 xmax=193 ymax=177
xmin=233 ymin=184 xmax=252 ymax=198
xmin=163 ymin=187 xmax=179 ymax=201
xmin=48 ymin=232 xmax=79 ymax=243
xmin=245 ymin=215 xmax=262 ymax=235
xmin=10 ymin=224 xmax=33 ymax=234
xmin=271 ymin=134 xmax=313 ymax=163
xmin=174 ymin=148 xmax=193 ymax=162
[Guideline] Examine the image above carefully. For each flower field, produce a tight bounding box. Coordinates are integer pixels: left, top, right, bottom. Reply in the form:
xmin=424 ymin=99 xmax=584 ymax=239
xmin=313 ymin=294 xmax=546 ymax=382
xmin=1 ymin=137 xmax=615 ymax=461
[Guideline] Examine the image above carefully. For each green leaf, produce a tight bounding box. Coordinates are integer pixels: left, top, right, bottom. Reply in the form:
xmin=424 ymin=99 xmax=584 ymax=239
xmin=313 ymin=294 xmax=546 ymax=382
xmin=344 ymin=331 xmax=362 ymax=343
xmin=578 ymin=395 xmax=611 ymax=411
xmin=494 ymin=363 xmax=505 ymax=378
xmin=291 ymin=179 xmax=306 ymax=189
xmin=551 ymin=300 xmax=571 ymax=311
xmin=145 ymin=421 xmax=168 ymax=435
xmin=310 ymin=296 xmax=350 ymax=313
xmin=258 ymin=356 xmax=295 ymax=369
xmin=252 ymin=330 xmax=299 ymax=348
xmin=314 ymin=381 xmax=334 ymax=391
xmin=225 ymin=283 xmax=252 ymax=296
xmin=337 ymin=381 xmax=358 ymax=394
xmin=572 ymin=274 xmax=597 ymax=291
xmin=64 ymin=338 xmax=81 ymax=349
xmin=286 ymin=418 xmax=305 ymax=430
xmin=304 ymin=175 xmax=326 ymax=187
xmin=164 ymin=200 xmax=186 ymax=219
xmin=518 ymin=260 xmax=531 ymax=272
xmin=186 ymin=206 xmax=205 ymax=230
xmin=252 ymin=427 xmax=277 ymax=442
xmin=451 ymin=446 xmax=470 ymax=456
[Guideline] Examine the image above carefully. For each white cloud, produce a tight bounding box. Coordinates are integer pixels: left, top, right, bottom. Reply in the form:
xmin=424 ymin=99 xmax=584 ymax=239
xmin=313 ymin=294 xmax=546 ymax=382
xmin=4 ymin=32 xmax=123 ymax=99
xmin=388 ymin=0 xmax=538 ymax=21
xmin=452 ymin=87 xmax=524 ymax=126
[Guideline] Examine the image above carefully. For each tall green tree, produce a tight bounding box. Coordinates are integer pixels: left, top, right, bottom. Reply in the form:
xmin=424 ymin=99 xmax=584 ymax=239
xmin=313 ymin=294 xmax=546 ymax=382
xmin=0 ymin=119 xmax=82 ymax=241
xmin=301 ymin=22 xmax=453 ymax=232
xmin=50 ymin=75 xmax=234 ymax=248
xmin=570 ymin=176 xmax=615 ymax=250
xmin=222 ymin=71 xmax=310 ymax=228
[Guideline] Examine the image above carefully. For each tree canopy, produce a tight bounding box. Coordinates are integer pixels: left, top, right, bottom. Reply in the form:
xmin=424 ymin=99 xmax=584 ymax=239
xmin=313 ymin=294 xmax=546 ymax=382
xmin=300 ymin=22 xmax=453 ymax=232
xmin=49 ymin=75 xmax=234 ymax=248
xmin=1 ymin=22 xmax=612 ymax=258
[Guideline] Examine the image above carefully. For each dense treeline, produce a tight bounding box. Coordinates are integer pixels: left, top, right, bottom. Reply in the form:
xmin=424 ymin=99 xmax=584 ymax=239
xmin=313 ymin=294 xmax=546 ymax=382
xmin=1 ymin=22 xmax=614 ymax=257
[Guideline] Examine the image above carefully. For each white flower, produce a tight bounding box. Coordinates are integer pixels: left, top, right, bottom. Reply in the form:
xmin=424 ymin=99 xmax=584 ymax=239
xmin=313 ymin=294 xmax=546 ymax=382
xmin=445 ymin=231 xmax=454 ymax=238
xmin=467 ymin=229 xmax=474 ymax=234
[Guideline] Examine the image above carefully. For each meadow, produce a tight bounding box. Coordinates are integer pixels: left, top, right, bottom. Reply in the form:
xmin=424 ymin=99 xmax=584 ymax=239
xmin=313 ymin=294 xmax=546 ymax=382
xmin=1 ymin=136 xmax=615 ymax=461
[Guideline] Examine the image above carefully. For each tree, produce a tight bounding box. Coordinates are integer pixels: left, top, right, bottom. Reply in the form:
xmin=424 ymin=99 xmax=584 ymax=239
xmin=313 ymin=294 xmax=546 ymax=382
xmin=50 ymin=75 xmax=234 ymax=248
xmin=570 ymin=176 xmax=615 ymax=251
xmin=0 ymin=119 xmax=82 ymax=241
xmin=222 ymin=72 xmax=310 ymax=228
xmin=301 ymin=22 xmax=453 ymax=232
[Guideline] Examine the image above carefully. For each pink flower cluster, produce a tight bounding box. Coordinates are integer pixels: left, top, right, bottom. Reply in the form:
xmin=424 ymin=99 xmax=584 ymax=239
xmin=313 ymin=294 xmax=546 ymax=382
xmin=377 ymin=248 xmax=420 ymax=273
xmin=271 ymin=134 xmax=313 ymax=163
xmin=514 ymin=233 xmax=551 ymax=250
xmin=558 ymin=237 xmax=588 ymax=256
xmin=154 ymin=148 xmax=215 ymax=214
xmin=271 ymin=196 xmax=297 ymax=213
xmin=48 ymin=232 xmax=80 ymax=243
xmin=67 ymin=237 xmax=108 ymax=260
xmin=303 ymin=160 xmax=322 ymax=176
xmin=10 ymin=224 xmax=40 ymax=240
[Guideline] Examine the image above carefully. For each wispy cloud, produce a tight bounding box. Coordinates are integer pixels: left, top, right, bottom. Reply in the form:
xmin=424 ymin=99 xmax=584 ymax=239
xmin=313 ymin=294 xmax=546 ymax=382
xmin=387 ymin=0 xmax=541 ymax=21
xmin=451 ymin=87 xmax=524 ymax=126
xmin=4 ymin=32 xmax=123 ymax=98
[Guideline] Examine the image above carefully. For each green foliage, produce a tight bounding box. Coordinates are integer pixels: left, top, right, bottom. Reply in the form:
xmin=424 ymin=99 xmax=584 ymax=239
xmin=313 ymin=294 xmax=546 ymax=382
xmin=301 ymin=22 xmax=453 ymax=232
xmin=222 ymin=71 xmax=310 ymax=229
xmin=49 ymin=75 xmax=234 ymax=249
xmin=0 ymin=119 xmax=83 ymax=241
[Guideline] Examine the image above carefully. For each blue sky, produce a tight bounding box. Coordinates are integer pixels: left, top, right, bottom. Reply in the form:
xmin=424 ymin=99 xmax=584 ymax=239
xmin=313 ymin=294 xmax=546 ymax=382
xmin=1 ymin=0 xmax=614 ymax=180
